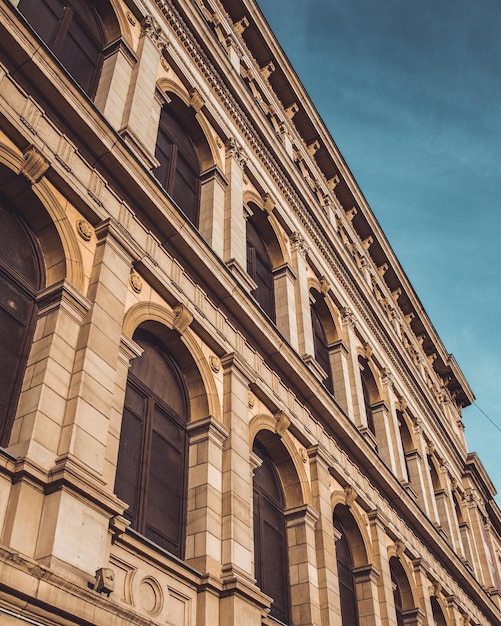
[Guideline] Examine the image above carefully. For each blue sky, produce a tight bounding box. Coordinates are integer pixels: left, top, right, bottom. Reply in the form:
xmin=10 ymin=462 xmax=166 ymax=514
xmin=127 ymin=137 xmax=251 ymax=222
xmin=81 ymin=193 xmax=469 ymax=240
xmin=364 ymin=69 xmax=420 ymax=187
xmin=257 ymin=0 xmax=501 ymax=503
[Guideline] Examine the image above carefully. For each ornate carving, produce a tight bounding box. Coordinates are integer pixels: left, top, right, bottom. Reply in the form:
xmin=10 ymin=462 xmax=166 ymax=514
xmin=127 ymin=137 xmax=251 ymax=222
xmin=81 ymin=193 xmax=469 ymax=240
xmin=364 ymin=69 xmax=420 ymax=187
xmin=142 ymin=15 xmax=168 ymax=49
xmin=248 ymin=391 xmax=255 ymax=409
xmin=290 ymin=231 xmax=309 ymax=257
xmin=20 ymin=146 xmax=50 ymax=184
xmin=234 ymin=16 xmax=249 ymax=35
xmin=172 ymin=303 xmax=193 ymax=334
xmin=225 ymin=137 xmax=247 ymax=168
xmin=340 ymin=306 xmax=356 ymax=328
xmin=260 ymin=62 xmax=275 ymax=79
xmin=299 ymin=447 xmax=308 ymax=463
xmin=76 ymin=219 xmax=93 ymax=242
xmin=189 ymin=87 xmax=205 ymax=112
xmin=344 ymin=485 xmax=357 ymax=507
xmin=209 ymin=355 xmax=221 ymax=373
xmin=274 ymin=411 xmax=290 ymax=437
xmin=307 ymin=140 xmax=320 ymax=156
xmin=126 ymin=11 xmax=137 ymax=26
xmin=319 ymin=276 xmax=329 ymax=295
xmin=285 ymin=103 xmax=299 ymax=119
xmin=129 ymin=269 xmax=143 ymax=293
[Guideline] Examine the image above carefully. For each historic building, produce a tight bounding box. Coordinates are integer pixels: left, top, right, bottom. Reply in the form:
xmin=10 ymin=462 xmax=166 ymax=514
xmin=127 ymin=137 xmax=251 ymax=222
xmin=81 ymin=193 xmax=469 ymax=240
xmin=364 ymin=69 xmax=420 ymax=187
xmin=0 ymin=0 xmax=500 ymax=624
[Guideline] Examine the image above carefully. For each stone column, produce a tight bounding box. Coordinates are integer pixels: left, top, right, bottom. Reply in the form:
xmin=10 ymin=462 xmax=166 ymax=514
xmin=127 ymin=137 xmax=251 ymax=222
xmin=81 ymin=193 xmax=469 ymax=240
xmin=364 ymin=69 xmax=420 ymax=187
xmin=9 ymin=281 xmax=90 ymax=469
xmin=404 ymin=449 xmax=427 ymax=510
xmin=17 ymin=220 xmax=139 ymax=581
xmin=273 ymin=262 xmax=299 ymax=349
xmin=219 ymin=353 xmax=265 ymax=625
xmin=185 ymin=414 xmax=229 ymax=576
xmin=329 ymin=340 xmax=352 ymax=416
xmin=308 ymin=445 xmax=339 ymax=626
xmin=290 ymin=232 xmax=313 ymax=359
xmin=94 ymin=39 xmax=137 ymax=130
xmin=224 ymin=139 xmax=248 ymax=283
xmin=285 ymin=504 xmax=322 ymax=626
xmin=120 ymin=15 xmax=164 ymax=164
xmin=379 ymin=370 xmax=407 ymax=478
xmin=411 ymin=558 xmax=435 ymax=625
xmin=367 ymin=510 xmax=397 ymax=626
xmin=352 ymin=564 xmax=383 ymax=626
xmin=199 ymin=165 xmax=228 ymax=257
xmin=339 ymin=307 xmax=360 ymax=424
xmin=371 ymin=400 xmax=396 ymax=472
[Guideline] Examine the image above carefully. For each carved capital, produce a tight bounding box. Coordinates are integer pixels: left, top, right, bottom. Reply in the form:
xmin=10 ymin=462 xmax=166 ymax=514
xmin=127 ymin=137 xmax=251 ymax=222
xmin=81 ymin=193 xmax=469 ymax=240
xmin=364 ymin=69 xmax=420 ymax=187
xmin=285 ymin=103 xmax=299 ymax=119
xmin=260 ymin=62 xmax=275 ymax=79
xmin=340 ymin=306 xmax=356 ymax=328
xmin=172 ymin=303 xmax=193 ymax=334
xmin=290 ymin=231 xmax=309 ymax=257
xmin=274 ymin=410 xmax=290 ymax=437
xmin=20 ymin=146 xmax=50 ymax=183
xmin=225 ymin=137 xmax=247 ymax=168
xmin=234 ymin=16 xmax=249 ymax=35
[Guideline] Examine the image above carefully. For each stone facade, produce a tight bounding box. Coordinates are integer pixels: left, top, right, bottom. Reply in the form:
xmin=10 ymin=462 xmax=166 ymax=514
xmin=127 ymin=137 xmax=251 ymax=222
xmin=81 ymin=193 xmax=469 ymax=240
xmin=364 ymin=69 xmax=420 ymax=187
xmin=0 ymin=1 xmax=499 ymax=625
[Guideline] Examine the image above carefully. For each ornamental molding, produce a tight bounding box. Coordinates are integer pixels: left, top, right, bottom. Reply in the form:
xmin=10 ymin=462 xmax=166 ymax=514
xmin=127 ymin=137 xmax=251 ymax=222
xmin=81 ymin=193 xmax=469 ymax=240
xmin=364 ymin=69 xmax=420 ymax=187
xmin=20 ymin=146 xmax=50 ymax=184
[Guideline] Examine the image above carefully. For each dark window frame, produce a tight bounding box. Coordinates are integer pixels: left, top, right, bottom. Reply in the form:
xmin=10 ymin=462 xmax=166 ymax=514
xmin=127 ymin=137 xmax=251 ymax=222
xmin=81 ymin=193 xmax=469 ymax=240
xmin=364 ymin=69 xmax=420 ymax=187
xmin=153 ymin=106 xmax=201 ymax=226
xmin=311 ymin=301 xmax=334 ymax=394
xmin=334 ymin=515 xmax=359 ymax=626
xmin=253 ymin=442 xmax=291 ymax=624
xmin=0 ymin=203 xmax=44 ymax=446
xmin=246 ymin=219 xmax=275 ymax=322
xmin=18 ymin=0 xmax=106 ymax=98
xmin=115 ymin=332 xmax=189 ymax=558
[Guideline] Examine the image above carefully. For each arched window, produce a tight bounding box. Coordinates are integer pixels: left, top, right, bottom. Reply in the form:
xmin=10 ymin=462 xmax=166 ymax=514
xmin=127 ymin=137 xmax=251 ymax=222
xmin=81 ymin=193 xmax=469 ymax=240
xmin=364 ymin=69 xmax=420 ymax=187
xmin=0 ymin=202 xmax=43 ymax=446
xmin=18 ymin=0 xmax=106 ymax=98
xmin=390 ymin=561 xmax=405 ymax=626
xmin=115 ymin=330 xmax=188 ymax=557
xmin=310 ymin=300 xmax=334 ymax=395
xmin=253 ymin=440 xmax=290 ymax=624
xmin=431 ymin=596 xmax=447 ymax=626
xmin=153 ymin=106 xmax=201 ymax=226
xmin=334 ymin=515 xmax=358 ymax=626
xmin=246 ymin=219 xmax=275 ymax=321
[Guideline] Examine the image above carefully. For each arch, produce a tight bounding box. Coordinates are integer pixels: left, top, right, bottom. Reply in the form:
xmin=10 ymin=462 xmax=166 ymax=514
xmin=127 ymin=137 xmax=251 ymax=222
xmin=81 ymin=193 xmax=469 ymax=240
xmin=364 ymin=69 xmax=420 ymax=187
xmin=358 ymin=355 xmax=380 ymax=436
xmin=388 ymin=554 xmax=418 ymax=621
xmin=330 ymin=492 xmax=374 ymax=566
xmin=122 ymin=302 xmax=219 ymax=421
xmin=243 ymin=192 xmax=289 ymax=267
xmin=249 ymin=416 xmax=311 ymax=508
xmin=430 ymin=596 xmax=448 ymax=626
xmin=0 ymin=141 xmax=84 ymax=290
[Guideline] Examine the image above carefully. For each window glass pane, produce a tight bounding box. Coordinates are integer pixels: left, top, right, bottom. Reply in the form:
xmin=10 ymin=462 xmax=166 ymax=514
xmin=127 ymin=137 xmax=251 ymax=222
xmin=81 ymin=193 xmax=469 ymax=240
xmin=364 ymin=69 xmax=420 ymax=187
xmin=145 ymin=411 xmax=185 ymax=554
xmin=0 ymin=206 xmax=39 ymax=286
xmin=114 ymin=388 xmax=145 ymax=526
xmin=18 ymin=0 xmax=64 ymax=45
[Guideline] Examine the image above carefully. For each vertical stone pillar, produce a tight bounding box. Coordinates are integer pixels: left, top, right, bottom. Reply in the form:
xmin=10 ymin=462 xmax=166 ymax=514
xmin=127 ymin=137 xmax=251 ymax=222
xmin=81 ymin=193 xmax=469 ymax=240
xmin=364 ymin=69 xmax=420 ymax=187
xmin=219 ymin=353 xmax=264 ymax=624
xmin=379 ymin=370 xmax=407 ymax=478
xmin=57 ymin=219 xmax=138 ymax=474
xmin=5 ymin=220 xmax=140 ymax=580
xmin=273 ymin=262 xmax=299 ymax=349
xmin=339 ymin=307 xmax=360 ymax=424
xmin=94 ymin=39 xmax=136 ymax=129
xmin=9 ymin=281 xmax=90 ymax=469
xmin=290 ymin=232 xmax=313 ymax=358
xmin=120 ymin=15 xmax=164 ymax=163
xmin=199 ymin=165 xmax=228 ymax=257
xmin=185 ymin=415 xmax=229 ymax=576
xmin=367 ymin=510 xmax=397 ymax=626
xmin=224 ymin=139 xmax=248 ymax=279
xmin=371 ymin=401 xmax=396 ymax=472
xmin=308 ymin=445 xmax=339 ymax=626
xmin=285 ymin=504 xmax=322 ymax=626
xmin=352 ymin=564 xmax=383 ymax=626
xmin=404 ymin=449 xmax=427 ymax=510
xmin=464 ymin=491 xmax=498 ymax=591
xmin=411 ymin=558 xmax=435 ymax=625
xmin=329 ymin=340 xmax=352 ymax=416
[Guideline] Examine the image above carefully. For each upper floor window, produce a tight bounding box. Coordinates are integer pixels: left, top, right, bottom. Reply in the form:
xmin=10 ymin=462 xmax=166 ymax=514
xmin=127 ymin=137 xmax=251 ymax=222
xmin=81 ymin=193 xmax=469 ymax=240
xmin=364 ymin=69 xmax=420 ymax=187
xmin=310 ymin=292 xmax=335 ymax=394
xmin=18 ymin=0 xmax=105 ymax=98
xmin=246 ymin=218 xmax=275 ymax=321
xmin=253 ymin=440 xmax=290 ymax=624
xmin=0 ymin=202 xmax=43 ymax=446
xmin=114 ymin=330 xmax=188 ymax=557
xmin=153 ymin=106 xmax=201 ymax=226
xmin=334 ymin=515 xmax=358 ymax=626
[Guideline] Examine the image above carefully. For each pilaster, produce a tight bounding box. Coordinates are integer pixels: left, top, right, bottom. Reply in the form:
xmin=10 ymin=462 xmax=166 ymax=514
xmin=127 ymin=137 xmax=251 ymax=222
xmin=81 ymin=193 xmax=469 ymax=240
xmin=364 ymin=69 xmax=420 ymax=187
xmin=291 ymin=232 xmax=313 ymax=358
